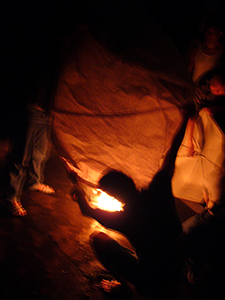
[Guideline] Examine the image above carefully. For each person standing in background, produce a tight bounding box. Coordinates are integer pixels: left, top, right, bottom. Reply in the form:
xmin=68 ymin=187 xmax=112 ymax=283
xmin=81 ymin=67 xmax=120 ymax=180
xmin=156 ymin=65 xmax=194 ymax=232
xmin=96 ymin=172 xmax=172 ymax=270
xmin=186 ymin=23 xmax=224 ymax=83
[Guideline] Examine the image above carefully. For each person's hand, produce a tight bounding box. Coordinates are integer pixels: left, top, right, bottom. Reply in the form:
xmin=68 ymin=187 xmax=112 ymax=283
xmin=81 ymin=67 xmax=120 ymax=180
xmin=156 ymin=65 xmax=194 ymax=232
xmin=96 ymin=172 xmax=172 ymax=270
xmin=186 ymin=141 xmax=195 ymax=157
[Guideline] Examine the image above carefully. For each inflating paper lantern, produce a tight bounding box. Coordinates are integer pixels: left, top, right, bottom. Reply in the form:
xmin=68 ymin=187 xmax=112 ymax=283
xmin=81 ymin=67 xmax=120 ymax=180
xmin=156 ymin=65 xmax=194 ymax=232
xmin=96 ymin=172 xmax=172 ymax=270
xmin=51 ymin=23 xmax=195 ymax=201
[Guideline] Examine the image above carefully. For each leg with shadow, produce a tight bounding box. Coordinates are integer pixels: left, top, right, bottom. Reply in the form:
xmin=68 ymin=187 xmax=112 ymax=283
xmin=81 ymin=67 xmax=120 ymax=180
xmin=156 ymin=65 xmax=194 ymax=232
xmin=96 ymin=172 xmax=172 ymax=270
xmin=90 ymin=231 xmax=138 ymax=298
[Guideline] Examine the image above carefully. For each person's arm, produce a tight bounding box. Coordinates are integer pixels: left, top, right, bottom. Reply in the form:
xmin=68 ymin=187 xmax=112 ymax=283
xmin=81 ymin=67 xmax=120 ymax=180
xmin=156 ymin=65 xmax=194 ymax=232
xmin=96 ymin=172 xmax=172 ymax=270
xmin=186 ymin=46 xmax=198 ymax=76
xmin=160 ymin=104 xmax=196 ymax=178
xmin=186 ymin=117 xmax=196 ymax=156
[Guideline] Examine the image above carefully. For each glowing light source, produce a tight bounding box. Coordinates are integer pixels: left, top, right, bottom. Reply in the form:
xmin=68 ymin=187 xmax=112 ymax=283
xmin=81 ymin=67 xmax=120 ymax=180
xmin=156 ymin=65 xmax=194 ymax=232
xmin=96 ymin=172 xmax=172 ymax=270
xmin=90 ymin=189 xmax=124 ymax=212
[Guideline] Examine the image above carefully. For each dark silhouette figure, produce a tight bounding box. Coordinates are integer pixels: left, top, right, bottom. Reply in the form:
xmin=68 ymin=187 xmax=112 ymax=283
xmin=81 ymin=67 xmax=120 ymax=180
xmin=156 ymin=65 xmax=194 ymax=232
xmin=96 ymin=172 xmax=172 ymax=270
xmin=75 ymin=105 xmax=195 ymax=298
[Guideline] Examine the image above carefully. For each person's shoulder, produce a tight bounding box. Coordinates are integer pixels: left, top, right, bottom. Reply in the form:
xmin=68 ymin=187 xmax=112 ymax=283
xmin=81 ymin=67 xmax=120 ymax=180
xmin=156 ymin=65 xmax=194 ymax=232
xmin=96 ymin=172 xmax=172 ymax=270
xmin=186 ymin=39 xmax=199 ymax=57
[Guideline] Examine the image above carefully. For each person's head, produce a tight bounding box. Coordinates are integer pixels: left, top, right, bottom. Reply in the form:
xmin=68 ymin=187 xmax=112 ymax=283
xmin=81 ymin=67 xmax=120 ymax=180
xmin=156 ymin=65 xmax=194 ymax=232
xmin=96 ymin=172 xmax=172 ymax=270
xmin=98 ymin=169 xmax=138 ymax=205
xmin=210 ymin=74 xmax=225 ymax=96
xmin=204 ymin=25 xmax=223 ymax=45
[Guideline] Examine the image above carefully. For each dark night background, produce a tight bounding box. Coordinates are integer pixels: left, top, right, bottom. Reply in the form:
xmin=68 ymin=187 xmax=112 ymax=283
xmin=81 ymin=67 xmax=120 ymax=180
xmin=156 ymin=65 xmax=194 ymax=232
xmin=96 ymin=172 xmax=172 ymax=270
xmin=1 ymin=0 xmax=225 ymax=140
xmin=1 ymin=2 xmax=225 ymax=299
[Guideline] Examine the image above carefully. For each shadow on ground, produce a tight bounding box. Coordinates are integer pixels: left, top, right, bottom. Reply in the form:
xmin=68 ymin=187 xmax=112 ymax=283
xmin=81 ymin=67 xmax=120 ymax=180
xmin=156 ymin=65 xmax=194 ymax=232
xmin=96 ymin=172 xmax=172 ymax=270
xmin=0 ymin=148 xmax=208 ymax=300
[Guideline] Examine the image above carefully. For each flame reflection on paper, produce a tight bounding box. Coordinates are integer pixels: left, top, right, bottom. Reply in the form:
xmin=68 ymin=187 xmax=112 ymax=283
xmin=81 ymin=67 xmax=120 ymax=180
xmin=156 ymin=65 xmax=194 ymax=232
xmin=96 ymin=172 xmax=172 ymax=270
xmin=90 ymin=189 xmax=124 ymax=212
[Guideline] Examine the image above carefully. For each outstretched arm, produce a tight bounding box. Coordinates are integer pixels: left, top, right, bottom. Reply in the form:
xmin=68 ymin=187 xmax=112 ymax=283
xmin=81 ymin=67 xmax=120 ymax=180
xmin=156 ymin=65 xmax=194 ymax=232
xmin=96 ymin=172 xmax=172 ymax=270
xmin=186 ymin=45 xmax=198 ymax=76
xmin=161 ymin=104 xmax=196 ymax=178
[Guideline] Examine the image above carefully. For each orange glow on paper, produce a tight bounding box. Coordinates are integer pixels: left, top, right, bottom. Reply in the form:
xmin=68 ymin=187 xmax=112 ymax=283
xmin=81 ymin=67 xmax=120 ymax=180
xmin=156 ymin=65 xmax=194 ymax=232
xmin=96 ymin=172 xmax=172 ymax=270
xmin=90 ymin=189 xmax=124 ymax=212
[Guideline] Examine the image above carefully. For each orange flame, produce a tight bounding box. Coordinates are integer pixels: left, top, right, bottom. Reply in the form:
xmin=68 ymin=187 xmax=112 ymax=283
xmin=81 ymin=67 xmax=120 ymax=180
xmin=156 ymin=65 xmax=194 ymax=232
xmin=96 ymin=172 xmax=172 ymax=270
xmin=90 ymin=189 xmax=124 ymax=212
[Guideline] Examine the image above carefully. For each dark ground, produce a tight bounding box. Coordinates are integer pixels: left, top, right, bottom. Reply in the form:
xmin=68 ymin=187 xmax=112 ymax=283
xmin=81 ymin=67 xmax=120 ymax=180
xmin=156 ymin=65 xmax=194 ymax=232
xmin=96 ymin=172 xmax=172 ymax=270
xmin=0 ymin=147 xmax=207 ymax=300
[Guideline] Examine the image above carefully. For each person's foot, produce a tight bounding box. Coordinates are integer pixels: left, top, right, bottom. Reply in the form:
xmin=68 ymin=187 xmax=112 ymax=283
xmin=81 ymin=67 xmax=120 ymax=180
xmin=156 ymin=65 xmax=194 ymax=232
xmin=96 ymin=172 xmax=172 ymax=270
xmin=7 ymin=200 xmax=27 ymax=217
xmin=99 ymin=279 xmax=132 ymax=299
xmin=100 ymin=279 xmax=122 ymax=293
xmin=29 ymin=183 xmax=55 ymax=194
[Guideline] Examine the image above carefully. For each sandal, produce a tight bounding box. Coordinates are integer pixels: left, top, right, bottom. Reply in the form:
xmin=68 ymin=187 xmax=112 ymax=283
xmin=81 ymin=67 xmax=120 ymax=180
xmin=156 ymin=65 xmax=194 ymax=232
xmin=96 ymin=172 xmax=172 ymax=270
xmin=8 ymin=201 xmax=27 ymax=217
xmin=30 ymin=183 xmax=55 ymax=194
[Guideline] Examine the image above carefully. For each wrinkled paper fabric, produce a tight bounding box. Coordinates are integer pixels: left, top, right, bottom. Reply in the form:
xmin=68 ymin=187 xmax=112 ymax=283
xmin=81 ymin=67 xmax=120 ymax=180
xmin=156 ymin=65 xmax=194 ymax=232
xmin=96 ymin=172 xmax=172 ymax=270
xmin=52 ymin=27 xmax=194 ymax=189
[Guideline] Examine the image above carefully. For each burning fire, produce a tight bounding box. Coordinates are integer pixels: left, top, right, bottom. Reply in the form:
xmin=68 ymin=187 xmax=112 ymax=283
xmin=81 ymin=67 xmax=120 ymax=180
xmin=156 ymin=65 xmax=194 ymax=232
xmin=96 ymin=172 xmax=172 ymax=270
xmin=90 ymin=189 xmax=124 ymax=212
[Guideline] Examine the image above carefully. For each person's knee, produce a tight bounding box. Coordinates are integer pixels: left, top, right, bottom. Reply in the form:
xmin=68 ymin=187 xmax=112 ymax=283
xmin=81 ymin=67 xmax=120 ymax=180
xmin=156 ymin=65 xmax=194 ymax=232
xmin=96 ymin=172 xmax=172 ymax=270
xmin=90 ymin=231 xmax=111 ymax=252
xmin=90 ymin=231 xmax=109 ymax=245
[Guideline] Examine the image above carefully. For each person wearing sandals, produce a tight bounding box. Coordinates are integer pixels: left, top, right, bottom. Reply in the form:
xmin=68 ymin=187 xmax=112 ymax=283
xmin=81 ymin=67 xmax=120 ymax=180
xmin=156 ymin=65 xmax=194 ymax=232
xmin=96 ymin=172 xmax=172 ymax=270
xmin=3 ymin=75 xmax=55 ymax=217
xmin=75 ymin=105 xmax=195 ymax=298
